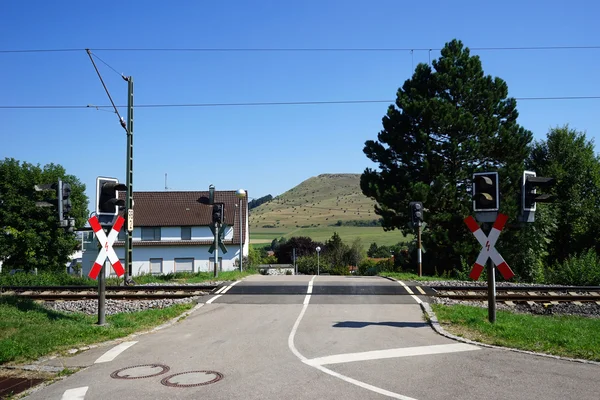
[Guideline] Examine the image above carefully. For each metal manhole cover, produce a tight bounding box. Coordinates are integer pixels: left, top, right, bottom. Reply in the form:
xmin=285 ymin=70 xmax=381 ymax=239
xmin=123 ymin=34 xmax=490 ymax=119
xmin=161 ymin=370 xmax=223 ymax=387
xmin=111 ymin=364 xmax=170 ymax=380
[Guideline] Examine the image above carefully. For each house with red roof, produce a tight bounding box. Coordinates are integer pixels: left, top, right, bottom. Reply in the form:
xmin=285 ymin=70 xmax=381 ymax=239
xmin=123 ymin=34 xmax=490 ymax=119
xmin=81 ymin=189 xmax=248 ymax=277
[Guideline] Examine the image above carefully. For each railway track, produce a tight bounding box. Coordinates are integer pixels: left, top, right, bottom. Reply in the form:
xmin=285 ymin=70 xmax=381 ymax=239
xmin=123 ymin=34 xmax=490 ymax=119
xmin=429 ymin=285 xmax=600 ymax=304
xmin=0 ymin=285 xmax=219 ymax=301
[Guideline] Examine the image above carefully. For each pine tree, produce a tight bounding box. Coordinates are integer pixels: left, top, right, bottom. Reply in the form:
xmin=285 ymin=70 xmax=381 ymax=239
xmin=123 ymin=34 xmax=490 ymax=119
xmin=361 ymin=39 xmax=532 ymax=274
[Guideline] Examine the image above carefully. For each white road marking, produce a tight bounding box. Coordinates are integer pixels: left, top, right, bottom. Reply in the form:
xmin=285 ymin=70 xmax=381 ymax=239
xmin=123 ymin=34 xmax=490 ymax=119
xmin=305 ymin=343 xmax=479 ymax=366
xmin=206 ymin=280 xmax=242 ymax=304
xmin=94 ymin=341 xmax=137 ymax=363
xmin=288 ymin=275 xmax=419 ymax=400
xmin=214 ymin=286 xmax=227 ymax=294
xmin=61 ymin=387 xmax=88 ymax=400
xmin=415 ymin=286 xmax=426 ymax=295
xmin=396 ymin=280 xmax=422 ymax=304
xmin=303 ymin=277 xmax=315 ymax=305
xmin=397 ymin=280 xmax=414 ymax=294
xmin=221 ymin=280 xmax=241 ymax=294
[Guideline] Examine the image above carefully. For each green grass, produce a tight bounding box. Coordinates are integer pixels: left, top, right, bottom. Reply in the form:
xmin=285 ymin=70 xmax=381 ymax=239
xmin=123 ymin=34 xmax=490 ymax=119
xmin=251 ymin=226 xmax=410 ymax=249
xmin=432 ymin=304 xmax=600 ymax=361
xmin=0 ymin=272 xmax=95 ymax=287
xmin=379 ymin=272 xmax=457 ymax=281
xmin=0 ymin=296 xmax=195 ymax=365
xmin=107 ymin=269 xmax=257 ymax=285
xmin=0 ymin=270 xmax=257 ymax=287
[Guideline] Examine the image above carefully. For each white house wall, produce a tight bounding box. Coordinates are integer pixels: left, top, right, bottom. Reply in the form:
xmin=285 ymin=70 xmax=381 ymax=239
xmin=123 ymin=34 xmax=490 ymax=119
xmin=81 ymin=245 xmax=241 ymax=278
xmin=130 ymin=226 xmax=233 ymax=241
xmin=81 ymin=221 xmax=245 ymax=278
xmin=160 ymin=227 xmax=181 ymax=241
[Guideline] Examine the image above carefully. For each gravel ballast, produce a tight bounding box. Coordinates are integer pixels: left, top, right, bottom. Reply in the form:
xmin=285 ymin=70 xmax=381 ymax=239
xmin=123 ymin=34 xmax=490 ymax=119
xmin=418 ymin=280 xmax=600 ymax=318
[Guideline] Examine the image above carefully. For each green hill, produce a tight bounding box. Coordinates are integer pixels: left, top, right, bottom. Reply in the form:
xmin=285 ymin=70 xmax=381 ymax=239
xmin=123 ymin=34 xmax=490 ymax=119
xmin=249 ymin=174 xmax=409 ymax=247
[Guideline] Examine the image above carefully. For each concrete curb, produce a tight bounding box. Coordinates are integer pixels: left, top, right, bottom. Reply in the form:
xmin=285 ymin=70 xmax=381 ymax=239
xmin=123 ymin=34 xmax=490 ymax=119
xmin=420 ymin=300 xmax=600 ymax=366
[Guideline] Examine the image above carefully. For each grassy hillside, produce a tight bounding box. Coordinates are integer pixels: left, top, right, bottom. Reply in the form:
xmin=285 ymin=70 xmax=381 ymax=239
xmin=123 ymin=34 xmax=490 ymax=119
xmin=249 ymin=174 xmax=410 ymax=247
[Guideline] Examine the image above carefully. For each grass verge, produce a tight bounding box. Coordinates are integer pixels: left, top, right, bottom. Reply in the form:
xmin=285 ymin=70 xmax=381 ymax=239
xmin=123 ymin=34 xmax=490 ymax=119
xmin=110 ymin=268 xmax=258 ymax=285
xmin=0 ymin=296 xmax=195 ymax=365
xmin=0 ymin=269 xmax=257 ymax=287
xmin=379 ymin=272 xmax=457 ymax=281
xmin=432 ymin=304 xmax=600 ymax=362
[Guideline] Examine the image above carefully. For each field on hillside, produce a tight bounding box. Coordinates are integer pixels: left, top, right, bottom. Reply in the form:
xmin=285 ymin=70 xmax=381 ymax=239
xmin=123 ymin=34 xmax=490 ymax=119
xmin=249 ymin=174 xmax=379 ymax=230
xmin=249 ymin=174 xmax=413 ymax=249
xmin=251 ymin=226 xmax=412 ymax=248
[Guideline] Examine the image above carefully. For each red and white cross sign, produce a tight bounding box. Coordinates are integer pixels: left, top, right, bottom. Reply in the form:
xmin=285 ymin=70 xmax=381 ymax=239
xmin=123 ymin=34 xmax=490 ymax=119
xmin=464 ymin=213 xmax=514 ymax=280
xmin=88 ymin=215 xmax=125 ymax=280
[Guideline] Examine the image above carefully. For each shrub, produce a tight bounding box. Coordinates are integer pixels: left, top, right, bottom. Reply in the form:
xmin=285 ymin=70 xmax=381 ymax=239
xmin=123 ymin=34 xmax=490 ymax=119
xmin=0 ymin=271 xmax=94 ymax=286
xmin=545 ymin=248 xmax=600 ymax=285
xmin=358 ymin=259 xmax=378 ymax=276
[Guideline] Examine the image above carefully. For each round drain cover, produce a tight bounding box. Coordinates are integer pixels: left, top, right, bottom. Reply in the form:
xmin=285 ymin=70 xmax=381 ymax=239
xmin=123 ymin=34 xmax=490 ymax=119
xmin=161 ymin=370 xmax=223 ymax=387
xmin=111 ymin=364 xmax=170 ymax=380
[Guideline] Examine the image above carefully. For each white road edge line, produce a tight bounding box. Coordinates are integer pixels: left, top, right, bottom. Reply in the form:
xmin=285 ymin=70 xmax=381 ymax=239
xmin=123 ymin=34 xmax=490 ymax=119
xmin=94 ymin=341 xmax=137 ymax=363
xmin=396 ymin=280 xmax=422 ymax=304
xmin=214 ymin=286 xmax=227 ymax=294
xmin=207 ymin=280 xmax=242 ymax=304
xmin=288 ymin=275 xmax=419 ymax=400
xmin=305 ymin=343 xmax=479 ymax=366
xmin=221 ymin=280 xmax=241 ymax=294
xmin=61 ymin=386 xmax=88 ymax=400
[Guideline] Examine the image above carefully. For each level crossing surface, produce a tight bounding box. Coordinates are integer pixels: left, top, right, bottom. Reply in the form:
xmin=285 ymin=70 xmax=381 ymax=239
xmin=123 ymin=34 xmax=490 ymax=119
xmin=25 ymin=275 xmax=600 ymax=400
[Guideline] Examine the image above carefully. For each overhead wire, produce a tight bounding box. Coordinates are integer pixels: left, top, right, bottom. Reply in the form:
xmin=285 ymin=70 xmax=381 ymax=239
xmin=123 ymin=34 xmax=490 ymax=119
xmin=90 ymin=52 xmax=125 ymax=78
xmin=1 ymin=45 xmax=600 ymax=53
xmin=1 ymin=96 xmax=599 ymax=110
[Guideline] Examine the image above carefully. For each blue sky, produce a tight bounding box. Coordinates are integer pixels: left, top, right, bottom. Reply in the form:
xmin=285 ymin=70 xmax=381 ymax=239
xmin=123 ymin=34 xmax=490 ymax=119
xmin=1 ymin=0 xmax=599 ymax=209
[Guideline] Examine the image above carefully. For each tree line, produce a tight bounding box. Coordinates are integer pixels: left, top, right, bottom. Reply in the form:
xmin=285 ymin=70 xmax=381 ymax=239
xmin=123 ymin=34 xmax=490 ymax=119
xmin=360 ymin=39 xmax=600 ymax=284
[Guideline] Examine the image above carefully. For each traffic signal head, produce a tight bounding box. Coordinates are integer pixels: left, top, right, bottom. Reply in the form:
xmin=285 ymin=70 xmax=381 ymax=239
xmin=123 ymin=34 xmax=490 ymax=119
xmin=61 ymin=182 xmax=72 ymax=218
xmin=520 ymin=170 xmax=555 ymax=222
xmin=473 ymin=172 xmax=499 ymax=211
xmin=96 ymin=177 xmax=126 ymax=224
xmin=409 ymin=201 xmax=423 ymax=227
xmin=212 ymin=203 xmax=224 ymax=225
xmin=522 ymin=171 xmax=555 ymax=211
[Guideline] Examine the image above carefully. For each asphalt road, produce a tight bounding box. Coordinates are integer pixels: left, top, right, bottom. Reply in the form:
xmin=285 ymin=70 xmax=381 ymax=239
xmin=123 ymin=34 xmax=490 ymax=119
xmin=24 ymin=275 xmax=600 ymax=400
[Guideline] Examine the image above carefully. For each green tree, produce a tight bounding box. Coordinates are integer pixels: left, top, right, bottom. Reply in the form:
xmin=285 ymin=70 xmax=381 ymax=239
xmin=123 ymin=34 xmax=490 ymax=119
xmin=0 ymin=158 xmax=88 ymax=272
xmin=529 ymin=125 xmax=600 ymax=262
xmin=324 ymin=232 xmax=348 ymax=268
xmin=360 ymin=39 xmax=532 ymax=275
xmin=367 ymin=242 xmax=379 ymax=257
xmin=346 ymin=237 xmax=366 ymax=267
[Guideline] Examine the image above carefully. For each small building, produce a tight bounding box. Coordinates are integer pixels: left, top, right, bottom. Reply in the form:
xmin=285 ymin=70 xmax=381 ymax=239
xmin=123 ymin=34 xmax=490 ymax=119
xmin=81 ymin=190 xmax=249 ymax=277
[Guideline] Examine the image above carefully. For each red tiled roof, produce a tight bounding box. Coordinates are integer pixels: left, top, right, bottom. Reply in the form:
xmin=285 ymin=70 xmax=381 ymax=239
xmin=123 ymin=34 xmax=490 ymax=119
xmin=120 ymin=190 xmax=247 ymax=245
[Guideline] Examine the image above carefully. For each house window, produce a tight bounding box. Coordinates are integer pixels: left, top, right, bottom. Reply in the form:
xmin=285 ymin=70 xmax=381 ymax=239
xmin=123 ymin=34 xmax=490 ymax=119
xmin=181 ymin=226 xmax=191 ymax=240
xmin=175 ymin=258 xmax=194 ymax=272
xmin=150 ymin=258 xmax=163 ymax=275
xmin=141 ymin=227 xmax=161 ymax=241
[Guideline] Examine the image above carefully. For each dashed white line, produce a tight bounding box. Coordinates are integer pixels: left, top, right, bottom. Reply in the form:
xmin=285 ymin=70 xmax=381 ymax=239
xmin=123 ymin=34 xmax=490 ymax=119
xmin=288 ymin=275 xmax=419 ymax=400
xmin=206 ymin=280 xmax=242 ymax=304
xmin=305 ymin=343 xmax=479 ymax=366
xmin=303 ymin=278 xmax=314 ymax=305
xmin=396 ymin=280 xmax=422 ymax=304
xmin=214 ymin=286 xmax=227 ymax=294
xmin=61 ymin=387 xmax=88 ymax=400
xmin=94 ymin=341 xmax=137 ymax=363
